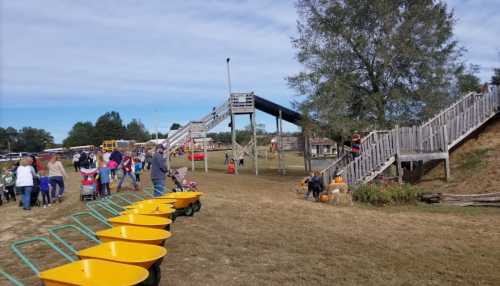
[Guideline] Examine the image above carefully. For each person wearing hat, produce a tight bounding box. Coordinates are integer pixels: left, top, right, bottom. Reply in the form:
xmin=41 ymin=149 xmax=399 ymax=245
xmin=150 ymin=145 xmax=168 ymax=196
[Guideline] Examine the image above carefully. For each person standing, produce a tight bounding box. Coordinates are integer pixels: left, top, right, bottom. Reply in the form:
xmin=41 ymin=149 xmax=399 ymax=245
xmin=116 ymin=151 xmax=137 ymax=192
xmin=224 ymin=152 xmax=229 ymax=165
xmin=145 ymin=149 xmax=153 ymax=170
xmin=16 ymin=156 xmax=36 ymax=211
xmin=109 ymin=148 xmax=123 ymax=178
xmin=151 ymin=145 xmax=168 ymax=197
xmin=134 ymin=158 xmax=142 ymax=182
xmin=72 ymin=152 xmax=81 ymax=172
xmin=310 ymin=171 xmax=324 ymax=202
xmin=1 ymin=167 xmax=16 ymax=202
xmin=47 ymin=155 xmax=68 ymax=203
xmin=98 ymin=161 xmax=111 ymax=197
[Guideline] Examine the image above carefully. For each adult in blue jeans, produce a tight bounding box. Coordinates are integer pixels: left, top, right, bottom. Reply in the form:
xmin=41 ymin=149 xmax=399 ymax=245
xmin=15 ymin=156 xmax=36 ymax=210
xmin=151 ymin=145 xmax=168 ymax=197
xmin=47 ymin=155 xmax=68 ymax=203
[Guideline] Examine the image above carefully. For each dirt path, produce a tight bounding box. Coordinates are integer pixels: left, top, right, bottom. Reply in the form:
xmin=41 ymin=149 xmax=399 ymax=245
xmin=1 ymin=169 xmax=500 ymax=285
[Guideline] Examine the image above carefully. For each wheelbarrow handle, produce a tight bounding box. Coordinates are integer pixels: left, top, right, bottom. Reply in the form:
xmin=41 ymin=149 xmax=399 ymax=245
xmin=71 ymin=211 xmax=112 ymax=236
xmin=10 ymin=236 xmax=75 ymax=276
xmin=48 ymin=224 xmax=100 ymax=255
xmin=102 ymin=198 xmax=126 ymax=212
xmin=0 ymin=268 xmax=24 ymax=286
xmin=87 ymin=201 xmax=121 ymax=218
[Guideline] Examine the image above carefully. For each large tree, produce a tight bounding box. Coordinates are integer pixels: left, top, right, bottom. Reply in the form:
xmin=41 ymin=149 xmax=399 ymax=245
xmin=491 ymin=68 xmax=500 ymax=85
xmin=456 ymin=65 xmax=481 ymax=94
xmin=126 ymin=119 xmax=150 ymax=142
xmin=94 ymin=111 xmax=126 ymax=144
xmin=63 ymin=121 xmax=96 ymax=147
xmin=16 ymin=127 xmax=54 ymax=152
xmin=289 ymin=0 xmax=462 ymax=138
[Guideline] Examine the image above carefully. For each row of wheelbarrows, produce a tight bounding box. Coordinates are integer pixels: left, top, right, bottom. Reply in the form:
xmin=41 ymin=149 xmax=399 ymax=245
xmin=0 ymin=188 xmax=203 ymax=286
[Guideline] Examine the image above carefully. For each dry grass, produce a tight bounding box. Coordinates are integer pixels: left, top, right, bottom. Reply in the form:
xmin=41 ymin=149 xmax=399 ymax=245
xmin=418 ymin=115 xmax=500 ymax=194
xmin=1 ymin=162 xmax=500 ymax=285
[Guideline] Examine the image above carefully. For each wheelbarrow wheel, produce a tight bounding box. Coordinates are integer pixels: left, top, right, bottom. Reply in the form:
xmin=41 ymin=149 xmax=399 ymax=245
xmin=140 ymin=263 xmax=161 ymax=286
xmin=193 ymin=200 xmax=201 ymax=212
xmin=184 ymin=204 xmax=194 ymax=216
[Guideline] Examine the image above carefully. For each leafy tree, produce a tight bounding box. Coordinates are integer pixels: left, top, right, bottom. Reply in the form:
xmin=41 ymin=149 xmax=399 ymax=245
xmin=126 ymin=119 xmax=150 ymax=142
xmin=491 ymin=68 xmax=500 ymax=85
xmin=63 ymin=121 xmax=96 ymax=147
xmin=289 ymin=0 xmax=462 ymax=138
xmin=457 ymin=68 xmax=481 ymax=94
xmin=169 ymin=123 xmax=182 ymax=130
xmin=16 ymin=127 xmax=54 ymax=152
xmin=94 ymin=111 xmax=126 ymax=144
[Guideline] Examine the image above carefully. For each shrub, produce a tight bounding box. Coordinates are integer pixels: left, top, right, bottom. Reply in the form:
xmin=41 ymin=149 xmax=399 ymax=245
xmin=353 ymin=183 xmax=421 ymax=206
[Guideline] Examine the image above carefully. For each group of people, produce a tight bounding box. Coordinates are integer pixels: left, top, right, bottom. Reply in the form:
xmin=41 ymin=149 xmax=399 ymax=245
xmin=0 ymin=154 xmax=67 ymax=211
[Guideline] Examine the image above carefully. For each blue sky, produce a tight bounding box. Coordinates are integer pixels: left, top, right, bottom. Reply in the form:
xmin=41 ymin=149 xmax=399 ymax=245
xmin=1 ymin=0 xmax=499 ymax=143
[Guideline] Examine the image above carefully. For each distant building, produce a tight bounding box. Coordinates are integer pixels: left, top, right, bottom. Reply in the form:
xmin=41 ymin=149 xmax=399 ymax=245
xmin=271 ymin=136 xmax=302 ymax=151
xmin=310 ymin=137 xmax=336 ymax=158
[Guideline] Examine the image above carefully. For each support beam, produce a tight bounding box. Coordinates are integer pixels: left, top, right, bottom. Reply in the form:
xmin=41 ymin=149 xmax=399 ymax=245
xmin=442 ymin=124 xmax=451 ymax=181
xmin=251 ymin=113 xmax=258 ymax=175
xmin=231 ymin=114 xmax=238 ymax=174
xmin=395 ymin=125 xmax=403 ymax=184
xmin=190 ymin=137 xmax=195 ymax=172
xmin=203 ymin=138 xmax=208 ymax=173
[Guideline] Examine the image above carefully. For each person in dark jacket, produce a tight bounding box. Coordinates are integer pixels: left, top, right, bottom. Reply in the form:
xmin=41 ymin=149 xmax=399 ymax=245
xmin=150 ymin=145 xmax=168 ymax=197
xmin=109 ymin=149 xmax=123 ymax=178
xmin=310 ymin=171 xmax=324 ymax=201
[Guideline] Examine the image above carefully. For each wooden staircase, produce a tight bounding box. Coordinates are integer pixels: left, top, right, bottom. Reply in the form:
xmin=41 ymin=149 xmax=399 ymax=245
xmin=322 ymin=86 xmax=500 ymax=185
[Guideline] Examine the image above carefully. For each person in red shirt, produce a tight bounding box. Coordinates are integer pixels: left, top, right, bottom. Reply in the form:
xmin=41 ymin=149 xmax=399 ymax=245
xmin=116 ymin=151 xmax=138 ymax=192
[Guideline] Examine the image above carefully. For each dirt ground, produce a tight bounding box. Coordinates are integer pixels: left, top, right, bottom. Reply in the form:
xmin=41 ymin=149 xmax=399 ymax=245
xmin=1 ymin=157 xmax=500 ymax=285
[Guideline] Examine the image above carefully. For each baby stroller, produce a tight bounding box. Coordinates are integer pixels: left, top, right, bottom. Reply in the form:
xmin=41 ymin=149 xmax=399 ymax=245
xmin=170 ymin=167 xmax=197 ymax=192
xmin=80 ymin=168 xmax=98 ymax=201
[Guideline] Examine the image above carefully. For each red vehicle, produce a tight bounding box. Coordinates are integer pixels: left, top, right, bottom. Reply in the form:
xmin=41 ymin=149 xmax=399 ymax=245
xmin=187 ymin=153 xmax=205 ymax=161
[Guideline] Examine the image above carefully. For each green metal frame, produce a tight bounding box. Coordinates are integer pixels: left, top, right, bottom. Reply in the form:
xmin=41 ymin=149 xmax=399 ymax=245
xmin=71 ymin=211 xmax=111 ymax=236
xmin=107 ymin=193 xmax=133 ymax=206
xmin=86 ymin=201 xmax=120 ymax=220
xmin=102 ymin=198 xmax=126 ymax=212
xmin=47 ymin=224 xmax=100 ymax=255
xmin=10 ymin=237 xmax=75 ymax=276
xmin=0 ymin=268 xmax=23 ymax=286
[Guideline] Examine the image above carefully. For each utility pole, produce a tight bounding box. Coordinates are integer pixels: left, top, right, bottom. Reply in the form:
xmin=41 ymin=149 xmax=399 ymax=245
xmin=227 ymin=57 xmax=238 ymax=174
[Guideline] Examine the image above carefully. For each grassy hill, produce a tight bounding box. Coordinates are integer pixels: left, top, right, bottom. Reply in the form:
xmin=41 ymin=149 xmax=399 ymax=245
xmin=417 ymin=115 xmax=500 ymax=194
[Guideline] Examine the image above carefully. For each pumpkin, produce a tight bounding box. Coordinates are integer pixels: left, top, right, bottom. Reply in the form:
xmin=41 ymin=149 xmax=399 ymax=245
xmin=319 ymin=194 xmax=329 ymax=203
xmin=334 ymin=176 xmax=344 ymax=184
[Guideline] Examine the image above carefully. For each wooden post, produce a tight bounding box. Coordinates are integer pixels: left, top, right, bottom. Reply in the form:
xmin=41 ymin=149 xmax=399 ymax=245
xmin=251 ymin=112 xmax=258 ymax=175
xmin=395 ymin=125 xmax=403 ymax=184
xmin=203 ymin=138 xmax=208 ymax=173
xmin=190 ymin=137 xmax=195 ymax=172
xmin=442 ymin=125 xmax=451 ymax=181
xmin=279 ymin=110 xmax=286 ymax=175
xmin=231 ymin=113 xmax=238 ymax=174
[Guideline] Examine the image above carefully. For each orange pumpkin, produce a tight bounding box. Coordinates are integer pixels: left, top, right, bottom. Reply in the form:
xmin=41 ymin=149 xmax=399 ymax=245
xmin=319 ymin=194 xmax=329 ymax=203
xmin=334 ymin=176 xmax=344 ymax=184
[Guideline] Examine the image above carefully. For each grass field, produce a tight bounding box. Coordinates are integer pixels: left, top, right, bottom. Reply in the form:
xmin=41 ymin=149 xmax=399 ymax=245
xmin=1 ymin=150 xmax=500 ymax=285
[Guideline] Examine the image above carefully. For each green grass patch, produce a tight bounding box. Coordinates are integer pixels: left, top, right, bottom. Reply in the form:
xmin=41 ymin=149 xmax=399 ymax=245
xmin=459 ymin=148 xmax=491 ymax=171
xmin=352 ymin=183 xmax=422 ymax=206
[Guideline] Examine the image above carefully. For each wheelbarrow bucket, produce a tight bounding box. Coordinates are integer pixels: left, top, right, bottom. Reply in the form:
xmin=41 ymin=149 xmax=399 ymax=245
xmin=39 ymin=259 xmax=148 ymax=286
xmin=108 ymin=214 xmax=172 ymax=230
xmin=120 ymin=205 xmax=175 ymax=219
xmin=96 ymin=225 xmax=171 ymax=245
xmin=127 ymin=198 xmax=176 ymax=207
xmin=77 ymin=241 xmax=167 ymax=269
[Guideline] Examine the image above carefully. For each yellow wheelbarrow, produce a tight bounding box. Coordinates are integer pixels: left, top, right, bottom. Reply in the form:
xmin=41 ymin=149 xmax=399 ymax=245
xmin=108 ymin=214 xmax=172 ymax=230
xmin=11 ymin=237 xmax=149 ymax=286
xmin=126 ymin=198 xmax=177 ymax=208
xmin=48 ymin=224 xmax=167 ymax=286
xmin=159 ymin=191 xmax=203 ymax=216
xmin=121 ymin=204 xmax=175 ymax=219
xmin=72 ymin=211 xmax=171 ymax=246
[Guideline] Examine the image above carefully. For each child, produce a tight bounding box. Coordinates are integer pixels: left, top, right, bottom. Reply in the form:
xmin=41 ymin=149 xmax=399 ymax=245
xmin=99 ymin=161 xmax=111 ymax=197
xmin=134 ymin=158 xmax=142 ymax=182
xmin=39 ymin=172 xmax=50 ymax=208
xmin=1 ymin=167 xmax=16 ymax=202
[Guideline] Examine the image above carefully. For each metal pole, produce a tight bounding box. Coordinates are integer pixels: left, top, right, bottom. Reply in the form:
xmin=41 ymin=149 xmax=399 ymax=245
xmin=226 ymin=58 xmax=232 ymax=98
xmin=279 ymin=109 xmax=285 ymax=175
xmin=204 ymin=138 xmax=208 ymax=173
xmin=190 ymin=136 xmax=195 ymax=172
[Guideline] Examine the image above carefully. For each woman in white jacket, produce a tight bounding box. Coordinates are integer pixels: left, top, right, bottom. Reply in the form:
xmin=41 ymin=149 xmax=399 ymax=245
xmin=16 ymin=157 xmax=37 ymax=211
